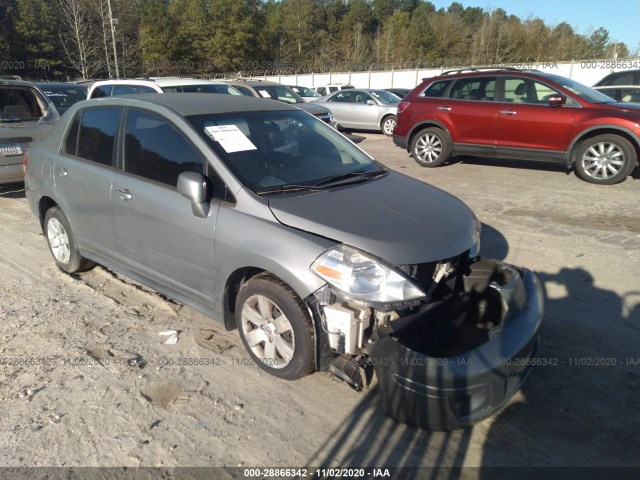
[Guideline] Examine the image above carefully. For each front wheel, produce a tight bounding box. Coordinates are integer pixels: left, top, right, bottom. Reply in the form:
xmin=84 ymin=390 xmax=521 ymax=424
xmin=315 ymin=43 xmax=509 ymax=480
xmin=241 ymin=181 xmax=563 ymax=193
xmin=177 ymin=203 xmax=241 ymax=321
xmin=44 ymin=207 xmax=95 ymax=273
xmin=381 ymin=115 xmax=397 ymax=137
xmin=410 ymin=127 xmax=452 ymax=167
xmin=574 ymin=134 xmax=636 ymax=185
xmin=235 ymin=273 xmax=314 ymax=380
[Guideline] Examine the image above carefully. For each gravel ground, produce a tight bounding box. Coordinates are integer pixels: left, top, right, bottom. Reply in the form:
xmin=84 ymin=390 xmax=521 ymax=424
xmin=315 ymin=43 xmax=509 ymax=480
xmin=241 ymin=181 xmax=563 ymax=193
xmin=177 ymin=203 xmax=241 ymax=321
xmin=0 ymin=133 xmax=639 ymax=474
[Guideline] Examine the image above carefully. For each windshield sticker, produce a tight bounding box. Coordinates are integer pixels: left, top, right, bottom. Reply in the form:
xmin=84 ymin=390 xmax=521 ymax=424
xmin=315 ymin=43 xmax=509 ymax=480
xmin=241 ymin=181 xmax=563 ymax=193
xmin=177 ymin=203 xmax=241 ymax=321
xmin=205 ymin=125 xmax=257 ymax=153
xmin=257 ymin=90 xmax=272 ymax=98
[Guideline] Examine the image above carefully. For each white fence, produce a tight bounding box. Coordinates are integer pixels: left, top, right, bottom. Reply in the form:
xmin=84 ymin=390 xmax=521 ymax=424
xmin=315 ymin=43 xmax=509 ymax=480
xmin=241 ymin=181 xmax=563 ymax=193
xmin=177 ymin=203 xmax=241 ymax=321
xmin=254 ymin=59 xmax=640 ymax=89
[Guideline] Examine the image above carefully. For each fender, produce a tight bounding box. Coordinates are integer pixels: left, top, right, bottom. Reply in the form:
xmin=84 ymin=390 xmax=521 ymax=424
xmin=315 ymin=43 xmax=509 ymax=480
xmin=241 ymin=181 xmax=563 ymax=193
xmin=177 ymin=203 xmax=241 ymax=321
xmin=564 ymin=124 xmax=640 ymax=166
xmin=406 ymin=119 xmax=452 ymax=151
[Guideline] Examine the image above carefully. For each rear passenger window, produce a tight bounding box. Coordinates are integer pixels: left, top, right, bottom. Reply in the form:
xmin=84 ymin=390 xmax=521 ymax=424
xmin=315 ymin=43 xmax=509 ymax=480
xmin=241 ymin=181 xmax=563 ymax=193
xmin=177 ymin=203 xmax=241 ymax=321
xmin=123 ymin=109 xmax=203 ymax=187
xmin=113 ymin=85 xmax=138 ymax=95
xmin=90 ymin=85 xmax=112 ymax=98
xmin=422 ymin=80 xmax=451 ymax=98
xmin=75 ymin=108 xmax=120 ymax=166
xmin=63 ymin=114 xmax=80 ymax=155
xmin=449 ymin=77 xmax=496 ymax=101
xmin=138 ymin=86 xmax=157 ymax=94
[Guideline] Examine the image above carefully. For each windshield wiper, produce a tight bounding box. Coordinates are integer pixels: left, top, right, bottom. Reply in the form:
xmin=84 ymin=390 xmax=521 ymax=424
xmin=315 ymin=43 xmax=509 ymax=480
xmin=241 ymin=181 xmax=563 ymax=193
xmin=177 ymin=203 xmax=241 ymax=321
xmin=313 ymin=168 xmax=388 ymax=187
xmin=256 ymin=184 xmax=327 ymax=195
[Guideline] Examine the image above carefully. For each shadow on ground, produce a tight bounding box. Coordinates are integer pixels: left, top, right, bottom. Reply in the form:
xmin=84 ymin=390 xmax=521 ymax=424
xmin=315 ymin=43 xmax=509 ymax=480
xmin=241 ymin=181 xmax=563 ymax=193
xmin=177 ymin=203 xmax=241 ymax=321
xmin=0 ymin=182 xmax=25 ymax=199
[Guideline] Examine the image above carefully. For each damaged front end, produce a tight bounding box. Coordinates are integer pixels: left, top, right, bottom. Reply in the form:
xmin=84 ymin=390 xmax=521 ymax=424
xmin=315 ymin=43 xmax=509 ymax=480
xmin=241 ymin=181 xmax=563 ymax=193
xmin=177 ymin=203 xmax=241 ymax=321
xmin=307 ymin=245 xmax=543 ymax=430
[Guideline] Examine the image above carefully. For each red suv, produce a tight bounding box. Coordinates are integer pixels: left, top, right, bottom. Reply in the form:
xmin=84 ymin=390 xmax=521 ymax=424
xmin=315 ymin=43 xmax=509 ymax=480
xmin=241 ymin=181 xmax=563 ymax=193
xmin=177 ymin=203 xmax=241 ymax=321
xmin=393 ymin=68 xmax=640 ymax=184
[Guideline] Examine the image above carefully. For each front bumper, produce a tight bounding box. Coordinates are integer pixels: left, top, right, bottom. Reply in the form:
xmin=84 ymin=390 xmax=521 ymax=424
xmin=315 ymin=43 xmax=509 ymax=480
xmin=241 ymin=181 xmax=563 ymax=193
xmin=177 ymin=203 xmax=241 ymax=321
xmin=368 ymin=266 xmax=543 ymax=430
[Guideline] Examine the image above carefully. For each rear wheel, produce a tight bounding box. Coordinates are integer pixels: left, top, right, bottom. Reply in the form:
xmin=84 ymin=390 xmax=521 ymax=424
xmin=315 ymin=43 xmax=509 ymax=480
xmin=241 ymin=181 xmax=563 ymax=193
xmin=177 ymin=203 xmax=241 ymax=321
xmin=381 ymin=115 xmax=397 ymax=136
xmin=235 ymin=273 xmax=314 ymax=380
xmin=44 ymin=207 xmax=95 ymax=273
xmin=410 ymin=127 xmax=452 ymax=167
xmin=574 ymin=134 xmax=636 ymax=185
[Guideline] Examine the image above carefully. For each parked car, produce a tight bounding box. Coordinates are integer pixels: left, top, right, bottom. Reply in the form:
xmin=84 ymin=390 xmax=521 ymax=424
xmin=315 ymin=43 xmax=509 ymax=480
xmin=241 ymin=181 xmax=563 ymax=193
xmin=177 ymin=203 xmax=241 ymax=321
xmin=385 ymin=88 xmax=411 ymax=99
xmin=87 ymin=78 xmax=241 ymax=99
xmin=315 ymin=89 xmax=400 ymax=136
xmin=1 ymin=79 xmax=59 ymax=184
xmin=314 ymin=83 xmax=354 ymax=96
xmin=393 ymin=68 xmax=640 ymax=185
xmin=25 ymin=93 xmax=542 ymax=430
xmin=35 ymin=82 xmax=88 ymax=115
xmin=219 ymin=79 xmax=335 ymax=127
xmin=593 ymin=69 xmax=640 ymax=104
xmin=288 ymin=85 xmax=322 ymax=102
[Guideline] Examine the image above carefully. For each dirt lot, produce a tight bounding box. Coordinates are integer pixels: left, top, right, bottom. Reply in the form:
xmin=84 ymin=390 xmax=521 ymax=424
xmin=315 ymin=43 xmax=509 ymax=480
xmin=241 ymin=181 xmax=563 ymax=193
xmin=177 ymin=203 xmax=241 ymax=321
xmin=1 ymin=134 xmax=639 ymax=474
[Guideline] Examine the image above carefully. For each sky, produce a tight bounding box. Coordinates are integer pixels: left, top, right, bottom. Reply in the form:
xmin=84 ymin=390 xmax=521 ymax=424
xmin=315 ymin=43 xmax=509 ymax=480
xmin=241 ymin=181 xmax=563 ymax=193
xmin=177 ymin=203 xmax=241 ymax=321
xmin=430 ymin=0 xmax=640 ymax=54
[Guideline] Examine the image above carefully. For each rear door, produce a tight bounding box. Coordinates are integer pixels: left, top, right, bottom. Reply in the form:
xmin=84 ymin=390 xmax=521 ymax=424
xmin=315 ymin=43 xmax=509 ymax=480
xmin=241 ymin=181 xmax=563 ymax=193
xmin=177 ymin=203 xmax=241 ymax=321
xmin=110 ymin=108 xmax=218 ymax=305
xmin=434 ymin=76 xmax=498 ymax=154
xmin=350 ymin=91 xmax=379 ymax=128
xmin=52 ymin=107 xmax=119 ymax=256
xmin=495 ymin=76 xmax=575 ymax=159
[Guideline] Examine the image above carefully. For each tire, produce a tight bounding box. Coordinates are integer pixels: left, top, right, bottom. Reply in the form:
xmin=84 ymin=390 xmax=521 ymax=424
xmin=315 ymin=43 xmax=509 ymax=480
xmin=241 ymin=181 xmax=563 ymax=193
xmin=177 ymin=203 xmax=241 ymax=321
xmin=44 ymin=207 xmax=95 ymax=274
xmin=574 ymin=134 xmax=637 ymax=185
xmin=235 ymin=273 xmax=314 ymax=380
xmin=381 ymin=115 xmax=397 ymax=137
xmin=410 ymin=127 xmax=452 ymax=167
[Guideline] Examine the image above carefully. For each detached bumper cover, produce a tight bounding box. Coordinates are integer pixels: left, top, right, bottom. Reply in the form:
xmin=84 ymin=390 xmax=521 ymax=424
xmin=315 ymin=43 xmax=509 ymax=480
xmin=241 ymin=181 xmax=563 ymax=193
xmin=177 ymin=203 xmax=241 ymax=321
xmin=368 ymin=267 xmax=543 ymax=430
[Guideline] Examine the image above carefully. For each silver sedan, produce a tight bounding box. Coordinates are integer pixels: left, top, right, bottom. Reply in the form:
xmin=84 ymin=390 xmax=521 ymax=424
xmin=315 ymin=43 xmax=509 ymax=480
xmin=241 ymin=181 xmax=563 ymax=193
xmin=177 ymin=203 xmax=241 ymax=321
xmin=315 ymin=89 xmax=399 ymax=136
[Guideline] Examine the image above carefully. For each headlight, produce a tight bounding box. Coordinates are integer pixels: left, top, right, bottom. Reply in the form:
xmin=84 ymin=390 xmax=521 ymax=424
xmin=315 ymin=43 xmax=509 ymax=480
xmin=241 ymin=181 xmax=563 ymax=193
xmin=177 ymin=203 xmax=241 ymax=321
xmin=310 ymin=245 xmax=426 ymax=304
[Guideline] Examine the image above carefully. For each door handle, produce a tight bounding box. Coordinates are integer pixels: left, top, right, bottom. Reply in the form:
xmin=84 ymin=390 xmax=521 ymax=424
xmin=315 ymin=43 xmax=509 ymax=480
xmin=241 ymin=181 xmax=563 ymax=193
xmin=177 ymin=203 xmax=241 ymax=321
xmin=56 ymin=168 xmax=68 ymax=177
xmin=115 ymin=189 xmax=132 ymax=201
xmin=437 ymin=106 xmax=452 ymax=111
xmin=500 ymin=109 xmax=517 ymax=115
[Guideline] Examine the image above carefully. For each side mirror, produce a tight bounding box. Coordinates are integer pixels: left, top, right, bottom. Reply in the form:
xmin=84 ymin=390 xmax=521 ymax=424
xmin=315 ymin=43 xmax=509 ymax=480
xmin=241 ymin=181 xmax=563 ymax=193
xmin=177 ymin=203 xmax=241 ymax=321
xmin=366 ymin=99 xmax=376 ymax=105
xmin=548 ymin=95 xmax=566 ymax=107
xmin=177 ymin=171 xmax=210 ymax=218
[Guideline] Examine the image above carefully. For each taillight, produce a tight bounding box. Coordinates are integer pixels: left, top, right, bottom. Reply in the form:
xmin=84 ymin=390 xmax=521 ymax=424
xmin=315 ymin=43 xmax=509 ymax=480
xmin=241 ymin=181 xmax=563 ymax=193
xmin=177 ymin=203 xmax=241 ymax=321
xmin=397 ymin=101 xmax=410 ymax=114
xmin=23 ymin=151 xmax=28 ymax=175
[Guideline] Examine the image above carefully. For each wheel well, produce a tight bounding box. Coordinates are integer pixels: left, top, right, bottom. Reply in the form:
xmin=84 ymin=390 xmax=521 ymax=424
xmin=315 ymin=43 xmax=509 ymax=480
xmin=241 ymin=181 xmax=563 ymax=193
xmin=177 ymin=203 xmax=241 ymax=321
xmin=223 ymin=267 xmax=265 ymax=330
xmin=408 ymin=122 xmax=447 ymax=151
xmin=569 ymin=128 xmax=640 ymax=167
xmin=38 ymin=196 xmax=58 ymax=230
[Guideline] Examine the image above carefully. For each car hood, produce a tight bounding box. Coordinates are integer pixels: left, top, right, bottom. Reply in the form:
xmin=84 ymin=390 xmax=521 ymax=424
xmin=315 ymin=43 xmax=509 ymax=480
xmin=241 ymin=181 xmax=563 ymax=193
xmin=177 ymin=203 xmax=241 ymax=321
xmin=267 ymin=172 xmax=478 ymax=265
xmin=296 ymin=102 xmax=331 ymax=116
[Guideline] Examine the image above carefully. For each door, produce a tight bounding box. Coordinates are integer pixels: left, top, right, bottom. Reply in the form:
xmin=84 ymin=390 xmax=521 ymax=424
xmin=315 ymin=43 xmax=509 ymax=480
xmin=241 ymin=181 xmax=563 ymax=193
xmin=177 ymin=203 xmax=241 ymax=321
xmin=496 ymin=76 xmax=574 ymax=157
xmin=350 ymin=91 xmax=379 ymax=129
xmin=111 ymin=108 xmax=218 ymax=305
xmin=53 ymin=107 xmax=119 ymax=257
xmin=325 ymin=90 xmax=356 ymax=127
xmin=436 ymin=76 xmax=498 ymax=151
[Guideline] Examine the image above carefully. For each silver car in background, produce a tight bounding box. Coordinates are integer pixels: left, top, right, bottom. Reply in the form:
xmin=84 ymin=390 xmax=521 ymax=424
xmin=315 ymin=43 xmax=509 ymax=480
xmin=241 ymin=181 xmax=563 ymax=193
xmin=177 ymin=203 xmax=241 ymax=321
xmin=25 ymin=93 xmax=542 ymax=431
xmin=315 ymin=88 xmax=400 ymax=136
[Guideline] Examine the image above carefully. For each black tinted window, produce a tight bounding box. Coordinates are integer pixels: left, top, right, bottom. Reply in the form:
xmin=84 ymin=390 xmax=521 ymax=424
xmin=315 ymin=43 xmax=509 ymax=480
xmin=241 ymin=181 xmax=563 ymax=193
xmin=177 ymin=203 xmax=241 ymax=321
xmin=600 ymin=72 xmax=634 ymax=86
xmin=90 ymin=85 xmax=112 ymax=98
xmin=422 ymin=80 xmax=451 ymax=98
xmin=76 ymin=108 xmax=119 ymax=166
xmin=63 ymin=114 xmax=80 ymax=155
xmin=449 ymin=77 xmax=496 ymax=101
xmin=113 ymin=85 xmax=139 ymax=95
xmin=124 ymin=109 xmax=203 ymax=186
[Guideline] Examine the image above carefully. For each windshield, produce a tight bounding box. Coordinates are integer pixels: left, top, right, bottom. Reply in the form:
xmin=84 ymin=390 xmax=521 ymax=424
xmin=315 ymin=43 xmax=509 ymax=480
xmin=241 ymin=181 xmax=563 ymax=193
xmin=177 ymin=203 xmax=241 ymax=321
xmin=187 ymin=110 xmax=380 ymax=194
xmin=369 ymin=90 xmax=400 ymax=104
xmin=161 ymin=84 xmax=241 ymax=95
xmin=545 ymin=74 xmax=616 ymax=104
xmin=293 ymin=86 xmax=320 ymax=97
xmin=252 ymin=85 xmax=304 ymax=104
xmin=37 ymin=85 xmax=87 ymax=109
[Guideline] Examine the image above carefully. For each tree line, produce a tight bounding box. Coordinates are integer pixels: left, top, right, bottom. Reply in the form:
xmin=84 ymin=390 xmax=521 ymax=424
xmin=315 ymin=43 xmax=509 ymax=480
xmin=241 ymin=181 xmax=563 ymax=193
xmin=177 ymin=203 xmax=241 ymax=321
xmin=0 ymin=0 xmax=632 ymax=81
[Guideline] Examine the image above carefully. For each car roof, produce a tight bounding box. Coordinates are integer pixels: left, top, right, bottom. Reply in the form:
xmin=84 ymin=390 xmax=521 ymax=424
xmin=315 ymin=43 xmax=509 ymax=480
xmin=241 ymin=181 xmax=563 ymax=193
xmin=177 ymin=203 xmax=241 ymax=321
xmin=223 ymin=79 xmax=282 ymax=87
xmin=90 ymin=78 xmax=227 ymax=88
xmin=0 ymin=79 xmax=41 ymax=88
xmin=83 ymin=93 xmax=297 ymax=116
xmin=35 ymin=82 xmax=87 ymax=88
